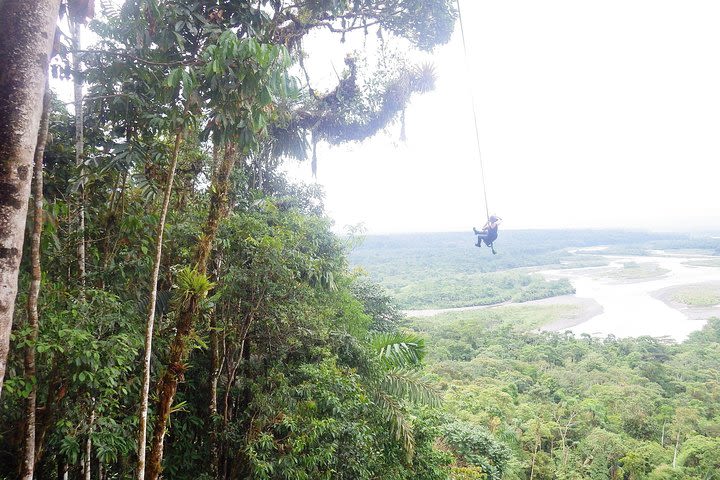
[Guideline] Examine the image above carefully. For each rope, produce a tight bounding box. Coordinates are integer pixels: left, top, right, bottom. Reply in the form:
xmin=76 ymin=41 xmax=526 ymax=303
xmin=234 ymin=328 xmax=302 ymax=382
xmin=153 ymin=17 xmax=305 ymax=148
xmin=456 ymin=0 xmax=490 ymax=221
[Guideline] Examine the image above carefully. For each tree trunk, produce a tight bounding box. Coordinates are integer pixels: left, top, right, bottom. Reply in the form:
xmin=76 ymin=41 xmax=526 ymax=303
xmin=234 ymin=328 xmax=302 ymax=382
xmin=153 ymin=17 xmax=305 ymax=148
xmin=145 ymin=143 xmax=238 ymax=480
xmin=34 ymin=365 xmax=65 ymax=465
xmin=19 ymin=79 xmax=50 ymax=480
xmin=70 ymin=18 xmax=86 ymax=291
xmin=672 ymin=429 xmax=680 ymax=468
xmin=661 ymin=420 xmax=666 ymax=447
xmin=0 ymin=0 xmax=61 ymax=397
xmin=145 ymin=294 xmax=201 ymax=480
xmin=84 ymin=408 xmax=95 ymax=480
xmin=98 ymin=173 xmax=119 ymax=289
xmin=529 ymin=441 xmax=538 ymax=480
xmin=209 ymin=312 xmax=221 ymax=477
xmin=195 ymin=143 xmax=237 ymax=273
xmin=136 ymin=127 xmax=185 ymax=480
xmin=59 ymin=461 xmax=69 ymax=480
xmin=208 ymin=143 xmax=222 ymax=479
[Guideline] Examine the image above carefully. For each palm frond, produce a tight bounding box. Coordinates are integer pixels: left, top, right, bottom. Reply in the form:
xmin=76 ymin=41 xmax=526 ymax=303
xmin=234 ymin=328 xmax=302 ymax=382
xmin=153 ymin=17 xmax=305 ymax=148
xmin=372 ymin=332 xmax=426 ymax=367
xmin=373 ymin=389 xmax=415 ymax=463
xmin=99 ymin=0 xmax=121 ymax=20
xmin=381 ymin=367 xmax=442 ymax=408
xmin=136 ymin=289 xmax=172 ymax=316
xmin=411 ymin=63 xmax=437 ymax=94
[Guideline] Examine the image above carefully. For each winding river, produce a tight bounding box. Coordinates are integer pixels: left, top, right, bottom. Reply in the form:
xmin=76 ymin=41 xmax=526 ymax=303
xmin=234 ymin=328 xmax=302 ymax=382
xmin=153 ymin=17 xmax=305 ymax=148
xmin=540 ymin=251 xmax=720 ymax=341
xmin=406 ymin=250 xmax=720 ymax=342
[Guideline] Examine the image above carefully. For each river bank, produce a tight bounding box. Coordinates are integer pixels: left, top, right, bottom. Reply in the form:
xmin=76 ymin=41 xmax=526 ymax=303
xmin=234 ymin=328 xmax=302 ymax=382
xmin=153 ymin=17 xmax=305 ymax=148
xmin=556 ymin=254 xmax=720 ymax=341
xmin=650 ymin=281 xmax=720 ymax=321
xmin=406 ymin=294 xmax=604 ymax=330
xmin=407 ymin=251 xmax=720 ymax=342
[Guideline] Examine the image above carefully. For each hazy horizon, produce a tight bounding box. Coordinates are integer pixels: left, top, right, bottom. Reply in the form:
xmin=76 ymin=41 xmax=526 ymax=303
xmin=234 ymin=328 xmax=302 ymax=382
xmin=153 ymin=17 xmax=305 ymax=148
xmin=346 ymin=226 xmax=720 ymax=236
xmin=53 ymin=1 xmax=720 ymax=234
xmin=285 ymin=0 xmax=720 ymax=234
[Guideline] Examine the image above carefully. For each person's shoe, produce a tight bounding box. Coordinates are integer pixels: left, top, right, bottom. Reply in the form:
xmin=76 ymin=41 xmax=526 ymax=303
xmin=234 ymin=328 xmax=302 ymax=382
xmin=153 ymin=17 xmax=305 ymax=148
xmin=475 ymin=241 xmax=482 ymax=247
xmin=473 ymin=227 xmax=480 ymax=235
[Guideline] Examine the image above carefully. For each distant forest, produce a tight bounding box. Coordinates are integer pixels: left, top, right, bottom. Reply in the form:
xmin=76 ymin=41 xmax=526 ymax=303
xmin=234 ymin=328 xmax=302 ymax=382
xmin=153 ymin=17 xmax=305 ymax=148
xmin=352 ymin=229 xmax=720 ymax=479
xmin=350 ymin=230 xmax=720 ymax=309
xmin=410 ymin=308 xmax=720 ymax=479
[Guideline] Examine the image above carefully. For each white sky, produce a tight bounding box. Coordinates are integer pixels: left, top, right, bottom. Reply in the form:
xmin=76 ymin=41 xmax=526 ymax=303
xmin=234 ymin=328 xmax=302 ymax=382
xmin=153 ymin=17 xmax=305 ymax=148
xmin=285 ymin=0 xmax=720 ymax=234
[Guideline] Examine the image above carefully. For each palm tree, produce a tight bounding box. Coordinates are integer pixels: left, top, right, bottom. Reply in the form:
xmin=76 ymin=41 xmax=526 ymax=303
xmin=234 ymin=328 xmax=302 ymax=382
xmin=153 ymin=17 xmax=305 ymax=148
xmin=370 ymin=332 xmax=441 ymax=462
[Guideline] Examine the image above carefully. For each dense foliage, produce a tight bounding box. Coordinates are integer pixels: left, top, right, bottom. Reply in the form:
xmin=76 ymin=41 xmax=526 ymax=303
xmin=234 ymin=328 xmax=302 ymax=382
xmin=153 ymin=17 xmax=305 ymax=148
xmin=0 ymin=0 xmax=464 ymax=478
xmin=2 ymin=0 xmax=720 ymax=479
xmin=411 ymin=307 xmax=720 ymax=479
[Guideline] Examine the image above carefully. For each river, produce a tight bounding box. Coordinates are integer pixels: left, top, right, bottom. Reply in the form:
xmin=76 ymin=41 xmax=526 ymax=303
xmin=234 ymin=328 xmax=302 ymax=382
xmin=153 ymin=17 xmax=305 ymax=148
xmin=405 ymin=250 xmax=720 ymax=342
xmin=539 ymin=250 xmax=720 ymax=341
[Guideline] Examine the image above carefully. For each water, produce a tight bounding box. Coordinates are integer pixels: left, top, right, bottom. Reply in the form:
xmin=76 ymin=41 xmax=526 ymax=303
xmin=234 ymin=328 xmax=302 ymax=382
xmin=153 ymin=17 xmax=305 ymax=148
xmin=541 ymin=252 xmax=720 ymax=341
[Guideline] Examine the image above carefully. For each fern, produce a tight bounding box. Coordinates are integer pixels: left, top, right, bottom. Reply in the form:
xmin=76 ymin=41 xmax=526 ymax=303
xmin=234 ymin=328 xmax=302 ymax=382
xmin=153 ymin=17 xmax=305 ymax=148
xmin=137 ymin=289 xmax=172 ymax=316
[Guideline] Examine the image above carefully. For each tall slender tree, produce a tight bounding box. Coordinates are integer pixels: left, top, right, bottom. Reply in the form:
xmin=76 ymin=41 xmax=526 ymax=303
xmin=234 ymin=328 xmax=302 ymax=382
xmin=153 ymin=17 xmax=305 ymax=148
xmin=0 ymin=0 xmax=61 ymax=397
xmin=67 ymin=0 xmax=94 ymax=291
xmin=70 ymin=15 xmax=87 ymax=290
xmin=136 ymin=111 xmax=188 ymax=480
xmin=19 ymin=81 xmax=51 ymax=480
xmin=145 ymin=140 xmax=239 ymax=480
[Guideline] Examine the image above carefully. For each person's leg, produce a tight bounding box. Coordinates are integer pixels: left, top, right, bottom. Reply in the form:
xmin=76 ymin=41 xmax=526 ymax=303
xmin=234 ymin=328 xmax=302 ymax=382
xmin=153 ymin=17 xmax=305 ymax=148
xmin=485 ymin=232 xmax=498 ymax=245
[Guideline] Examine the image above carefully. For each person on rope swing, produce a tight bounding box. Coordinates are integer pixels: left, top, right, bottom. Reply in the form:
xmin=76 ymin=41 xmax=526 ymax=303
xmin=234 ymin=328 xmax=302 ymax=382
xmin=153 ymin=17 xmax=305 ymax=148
xmin=473 ymin=215 xmax=502 ymax=254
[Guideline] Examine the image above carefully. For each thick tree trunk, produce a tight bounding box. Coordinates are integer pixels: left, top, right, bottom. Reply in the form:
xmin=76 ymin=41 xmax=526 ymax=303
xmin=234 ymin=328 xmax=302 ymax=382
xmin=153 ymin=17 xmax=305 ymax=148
xmin=145 ymin=143 xmax=238 ymax=480
xmin=136 ymin=128 xmax=185 ymax=480
xmin=0 ymin=0 xmax=61 ymax=397
xmin=144 ymin=295 xmax=200 ymax=480
xmin=19 ymin=80 xmax=50 ymax=480
xmin=195 ymin=143 xmax=237 ymax=273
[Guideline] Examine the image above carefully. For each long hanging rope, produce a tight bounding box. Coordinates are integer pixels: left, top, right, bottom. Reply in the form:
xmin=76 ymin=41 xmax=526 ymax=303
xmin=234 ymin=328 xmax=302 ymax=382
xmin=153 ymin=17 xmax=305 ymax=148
xmin=456 ymin=0 xmax=490 ymax=221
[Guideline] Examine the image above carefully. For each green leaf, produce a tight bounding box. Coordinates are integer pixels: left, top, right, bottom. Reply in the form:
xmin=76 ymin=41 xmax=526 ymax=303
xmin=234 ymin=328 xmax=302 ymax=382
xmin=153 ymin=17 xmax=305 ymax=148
xmin=258 ymin=86 xmax=272 ymax=107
